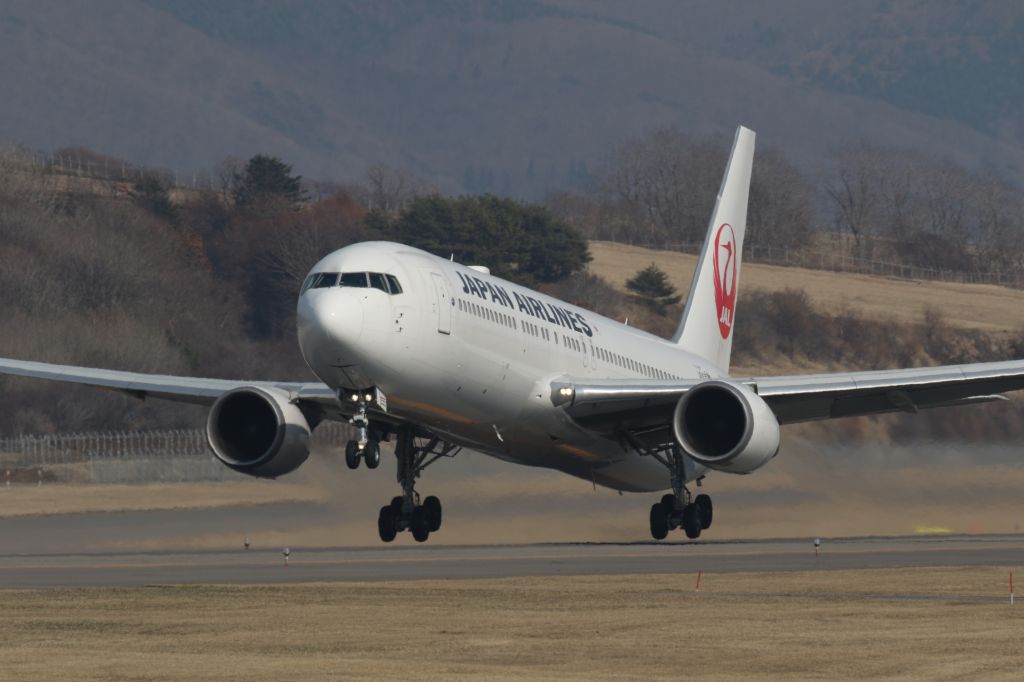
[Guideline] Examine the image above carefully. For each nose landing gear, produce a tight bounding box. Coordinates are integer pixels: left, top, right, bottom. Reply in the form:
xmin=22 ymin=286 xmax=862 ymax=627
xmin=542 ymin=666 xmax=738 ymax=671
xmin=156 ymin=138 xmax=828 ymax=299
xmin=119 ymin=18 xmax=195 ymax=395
xmin=341 ymin=387 xmax=382 ymax=469
xmin=376 ymin=427 xmax=459 ymax=543
xmin=345 ymin=438 xmax=380 ymax=469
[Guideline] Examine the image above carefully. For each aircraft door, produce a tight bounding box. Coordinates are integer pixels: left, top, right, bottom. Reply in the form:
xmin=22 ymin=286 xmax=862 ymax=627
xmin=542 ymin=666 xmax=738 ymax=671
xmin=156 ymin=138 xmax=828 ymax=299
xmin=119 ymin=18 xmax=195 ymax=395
xmin=431 ymin=273 xmax=452 ymax=334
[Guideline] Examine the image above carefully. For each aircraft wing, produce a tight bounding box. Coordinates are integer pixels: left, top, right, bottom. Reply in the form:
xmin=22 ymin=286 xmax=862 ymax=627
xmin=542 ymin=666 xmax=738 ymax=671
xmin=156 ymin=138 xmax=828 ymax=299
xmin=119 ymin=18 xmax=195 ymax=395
xmin=553 ymin=358 xmax=1024 ymax=435
xmin=0 ymin=357 xmax=345 ymax=417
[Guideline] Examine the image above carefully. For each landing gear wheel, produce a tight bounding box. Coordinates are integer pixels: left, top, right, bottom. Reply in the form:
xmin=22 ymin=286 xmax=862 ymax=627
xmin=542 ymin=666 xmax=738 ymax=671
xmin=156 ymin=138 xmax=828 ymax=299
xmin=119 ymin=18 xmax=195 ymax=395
xmin=345 ymin=441 xmax=361 ymax=469
xmin=682 ymin=505 xmax=702 ymax=539
xmin=389 ymin=496 xmax=404 ymax=516
xmin=660 ymin=493 xmax=676 ymax=508
xmin=411 ymin=506 xmax=431 ymax=542
xmin=649 ymin=502 xmax=669 ymax=540
xmin=423 ymin=496 xmax=442 ymax=532
xmin=377 ymin=506 xmax=397 ymax=542
xmin=695 ymin=494 xmax=713 ymax=530
xmin=363 ymin=440 xmax=381 ymax=469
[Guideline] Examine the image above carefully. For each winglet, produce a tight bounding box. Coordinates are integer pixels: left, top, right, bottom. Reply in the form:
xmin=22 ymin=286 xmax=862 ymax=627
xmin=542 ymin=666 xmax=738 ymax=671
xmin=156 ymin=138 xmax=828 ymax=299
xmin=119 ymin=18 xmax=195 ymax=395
xmin=671 ymin=126 xmax=755 ymax=373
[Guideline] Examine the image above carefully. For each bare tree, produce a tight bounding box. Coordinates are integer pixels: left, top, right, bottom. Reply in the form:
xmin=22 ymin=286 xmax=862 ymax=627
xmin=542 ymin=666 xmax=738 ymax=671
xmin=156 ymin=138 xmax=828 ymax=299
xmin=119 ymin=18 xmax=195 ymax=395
xmin=357 ymin=164 xmax=436 ymax=212
xmin=598 ymin=128 xmax=723 ymax=245
xmin=213 ymin=156 xmax=243 ymax=203
xmin=823 ymin=144 xmax=887 ymax=253
xmin=746 ymin=147 xmax=814 ymax=251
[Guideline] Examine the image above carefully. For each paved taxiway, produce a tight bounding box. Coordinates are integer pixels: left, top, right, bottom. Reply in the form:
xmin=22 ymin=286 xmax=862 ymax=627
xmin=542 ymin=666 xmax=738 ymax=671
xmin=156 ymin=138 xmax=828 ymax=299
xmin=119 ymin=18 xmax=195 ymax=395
xmin=1 ymin=534 xmax=1020 ymax=589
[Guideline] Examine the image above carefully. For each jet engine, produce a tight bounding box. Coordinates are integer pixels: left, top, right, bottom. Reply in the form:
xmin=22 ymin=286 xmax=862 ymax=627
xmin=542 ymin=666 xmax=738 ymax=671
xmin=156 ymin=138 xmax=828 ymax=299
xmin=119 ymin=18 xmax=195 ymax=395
xmin=206 ymin=387 xmax=312 ymax=478
xmin=672 ymin=380 xmax=780 ymax=474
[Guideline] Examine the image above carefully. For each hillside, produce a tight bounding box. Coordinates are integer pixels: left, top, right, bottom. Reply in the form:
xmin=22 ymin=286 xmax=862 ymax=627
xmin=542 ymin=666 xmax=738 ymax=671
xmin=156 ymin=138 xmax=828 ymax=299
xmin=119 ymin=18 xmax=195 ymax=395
xmin=589 ymin=241 xmax=1024 ymax=335
xmin=0 ymin=0 xmax=1021 ymax=194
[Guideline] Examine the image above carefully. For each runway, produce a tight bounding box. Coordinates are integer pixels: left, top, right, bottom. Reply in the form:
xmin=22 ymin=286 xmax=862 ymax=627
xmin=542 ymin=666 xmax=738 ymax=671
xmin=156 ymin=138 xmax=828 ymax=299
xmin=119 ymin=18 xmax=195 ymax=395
xmin=0 ymin=534 xmax=1021 ymax=589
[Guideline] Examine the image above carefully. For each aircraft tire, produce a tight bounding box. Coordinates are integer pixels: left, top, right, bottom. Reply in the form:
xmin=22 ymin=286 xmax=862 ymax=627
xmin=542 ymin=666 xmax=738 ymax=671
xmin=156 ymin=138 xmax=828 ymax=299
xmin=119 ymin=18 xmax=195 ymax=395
xmin=364 ymin=441 xmax=381 ymax=469
xmin=682 ymin=505 xmax=702 ymax=539
xmin=423 ymin=495 xmax=442 ymax=532
xmin=389 ymin=496 xmax=404 ymax=516
xmin=411 ymin=506 xmax=431 ymax=542
xmin=378 ymin=506 xmax=397 ymax=542
xmin=649 ymin=502 xmax=669 ymax=540
xmin=345 ymin=441 xmax=361 ymax=470
xmin=695 ymin=494 xmax=713 ymax=530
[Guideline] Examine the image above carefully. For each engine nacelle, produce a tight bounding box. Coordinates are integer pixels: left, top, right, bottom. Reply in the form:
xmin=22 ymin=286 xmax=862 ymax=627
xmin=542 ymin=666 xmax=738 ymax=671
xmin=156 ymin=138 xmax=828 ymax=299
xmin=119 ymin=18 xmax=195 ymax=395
xmin=206 ymin=386 xmax=311 ymax=478
xmin=672 ymin=380 xmax=780 ymax=475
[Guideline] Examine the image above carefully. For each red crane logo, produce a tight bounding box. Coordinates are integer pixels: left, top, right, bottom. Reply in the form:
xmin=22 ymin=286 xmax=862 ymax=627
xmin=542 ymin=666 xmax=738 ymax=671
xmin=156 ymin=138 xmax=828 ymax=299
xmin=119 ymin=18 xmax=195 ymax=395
xmin=712 ymin=223 xmax=737 ymax=339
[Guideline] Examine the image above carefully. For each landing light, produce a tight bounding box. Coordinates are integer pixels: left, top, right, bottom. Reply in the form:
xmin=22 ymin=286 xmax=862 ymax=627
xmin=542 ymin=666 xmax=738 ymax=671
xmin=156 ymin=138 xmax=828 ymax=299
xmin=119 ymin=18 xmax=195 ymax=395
xmin=364 ymin=393 xmax=374 ymax=402
xmin=350 ymin=393 xmax=360 ymax=402
xmin=559 ymin=387 xmax=574 ymax=397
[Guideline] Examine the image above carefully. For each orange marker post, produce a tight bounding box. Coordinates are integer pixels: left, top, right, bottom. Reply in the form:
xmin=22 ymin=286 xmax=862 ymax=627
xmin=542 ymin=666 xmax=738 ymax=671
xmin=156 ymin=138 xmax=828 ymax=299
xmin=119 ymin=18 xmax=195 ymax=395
xmin=1011 ymin=572 xmax=1015 ymax=606
xmin=695 ymin=570 xmax=703 ymax=593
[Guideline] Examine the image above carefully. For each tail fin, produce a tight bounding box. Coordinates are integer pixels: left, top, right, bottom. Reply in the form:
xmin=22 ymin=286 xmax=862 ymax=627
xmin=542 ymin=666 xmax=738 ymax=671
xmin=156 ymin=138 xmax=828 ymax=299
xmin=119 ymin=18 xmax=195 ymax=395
xmin=671 ymin=125 xmax=755 ymax=373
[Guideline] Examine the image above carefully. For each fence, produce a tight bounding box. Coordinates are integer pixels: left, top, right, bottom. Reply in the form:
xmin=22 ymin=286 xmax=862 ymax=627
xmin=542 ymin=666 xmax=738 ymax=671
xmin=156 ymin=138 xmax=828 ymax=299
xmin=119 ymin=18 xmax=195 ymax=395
xmin=637 ymin=242 xmax=1024 ymax=290
xmin=1 ymin=147 xmax=217 ymax=191
xmin=0 ymin=422 xmax=354 ymax=484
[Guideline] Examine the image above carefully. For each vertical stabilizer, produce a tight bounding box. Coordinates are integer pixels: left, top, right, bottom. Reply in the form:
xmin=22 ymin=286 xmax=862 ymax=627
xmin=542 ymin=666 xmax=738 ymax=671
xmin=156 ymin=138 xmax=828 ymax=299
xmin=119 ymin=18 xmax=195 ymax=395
xmin=671 ymin=126 xmax=755 ymax=373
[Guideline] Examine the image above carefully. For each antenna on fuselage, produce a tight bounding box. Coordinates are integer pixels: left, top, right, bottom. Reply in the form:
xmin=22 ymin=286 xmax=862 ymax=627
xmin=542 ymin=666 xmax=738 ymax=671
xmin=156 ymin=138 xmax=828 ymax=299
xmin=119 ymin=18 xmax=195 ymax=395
xmin=450 ymin=253 xmax=454 ymax=261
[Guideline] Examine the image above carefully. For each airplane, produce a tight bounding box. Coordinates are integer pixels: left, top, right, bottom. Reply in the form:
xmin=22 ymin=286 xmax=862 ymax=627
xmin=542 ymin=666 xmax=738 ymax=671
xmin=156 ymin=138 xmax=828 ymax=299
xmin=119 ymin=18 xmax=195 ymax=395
xmin=4 ymin=125 xmax=1024 ymax=543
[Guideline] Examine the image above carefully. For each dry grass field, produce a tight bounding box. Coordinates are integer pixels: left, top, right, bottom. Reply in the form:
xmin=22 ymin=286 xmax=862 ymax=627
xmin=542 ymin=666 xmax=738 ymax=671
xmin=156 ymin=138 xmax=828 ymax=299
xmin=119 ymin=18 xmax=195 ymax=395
xmin=589 ymin=241 xmax=1024 ymax=334
xmin=0 ymin=566 xmax=1020 ymax=680
xmin=0 ymin=481 xmax=326 ymax=518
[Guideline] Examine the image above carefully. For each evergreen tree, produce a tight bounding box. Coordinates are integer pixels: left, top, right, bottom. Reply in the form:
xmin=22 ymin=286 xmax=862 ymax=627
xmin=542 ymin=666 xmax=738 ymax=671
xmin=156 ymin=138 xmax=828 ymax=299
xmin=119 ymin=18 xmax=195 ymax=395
xmin=368 ymin=194 xmax=590 ymax=285
xmin=233 ymin=154 xmax=306 ymax=209
xmin=625 ymin=263 xmax=681 ymax=314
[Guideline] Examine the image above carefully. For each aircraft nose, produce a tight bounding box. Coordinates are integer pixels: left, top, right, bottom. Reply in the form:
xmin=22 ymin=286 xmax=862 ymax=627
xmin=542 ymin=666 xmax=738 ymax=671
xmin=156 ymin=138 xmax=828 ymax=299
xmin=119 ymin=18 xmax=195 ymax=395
xmin=297 ymin=289 xmax=364 ymax=361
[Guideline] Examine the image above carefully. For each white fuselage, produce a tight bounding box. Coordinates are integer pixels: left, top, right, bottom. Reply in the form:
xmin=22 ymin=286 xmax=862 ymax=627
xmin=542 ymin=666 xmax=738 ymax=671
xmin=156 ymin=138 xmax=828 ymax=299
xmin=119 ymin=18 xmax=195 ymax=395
xmin=297 ymin=242 xmax=720 ymax=492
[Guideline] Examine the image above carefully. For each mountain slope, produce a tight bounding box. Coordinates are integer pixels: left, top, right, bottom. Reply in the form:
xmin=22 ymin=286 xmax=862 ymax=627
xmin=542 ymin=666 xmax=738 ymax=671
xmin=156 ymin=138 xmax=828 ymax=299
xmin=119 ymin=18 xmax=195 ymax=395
xmin=1 ymin=0 xmax=1021 ymax=193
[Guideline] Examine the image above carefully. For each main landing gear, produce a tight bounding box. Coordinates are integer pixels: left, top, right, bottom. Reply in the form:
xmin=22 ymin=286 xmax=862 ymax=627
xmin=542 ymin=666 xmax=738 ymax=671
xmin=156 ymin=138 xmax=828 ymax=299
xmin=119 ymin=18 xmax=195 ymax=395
xmin=625 ymin=433 xmax=713 ymax=540
xmin=377 ymin=427 xmax=460 ymax=543
xmin=649 ymin=490 xmax=713 ymax=541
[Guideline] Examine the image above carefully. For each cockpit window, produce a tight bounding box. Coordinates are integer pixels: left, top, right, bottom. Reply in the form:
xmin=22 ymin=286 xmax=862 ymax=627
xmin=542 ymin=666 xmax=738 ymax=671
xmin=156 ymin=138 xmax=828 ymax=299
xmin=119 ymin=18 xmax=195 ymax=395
xmin=339 ymin=272 xmax=369 ymax=288
xmin=368 ymin=272 xmax=388 ymax=293
xmin=301 ymin=272 xmax=338 ymax=294
xmin=303 ymin=271 xmax=403 ymax=295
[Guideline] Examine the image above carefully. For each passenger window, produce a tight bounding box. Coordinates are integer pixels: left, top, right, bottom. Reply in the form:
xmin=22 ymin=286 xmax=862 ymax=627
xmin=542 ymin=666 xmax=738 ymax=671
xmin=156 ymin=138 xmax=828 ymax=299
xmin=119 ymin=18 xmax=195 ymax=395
xmin=369 ymin=273 xmax=388 ymax=293
xmin=386 ymin=275 xmax=403 ymax=294
xmin=340 ymin=272 xmax=368 ymax=288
